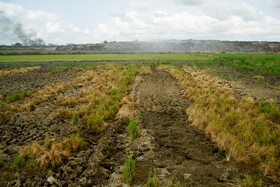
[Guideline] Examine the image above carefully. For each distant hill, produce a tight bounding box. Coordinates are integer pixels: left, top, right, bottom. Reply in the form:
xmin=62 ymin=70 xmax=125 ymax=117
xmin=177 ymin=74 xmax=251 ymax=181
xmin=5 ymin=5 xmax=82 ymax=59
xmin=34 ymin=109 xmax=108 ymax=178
xmin=56 ymin=40 xmax=280 ymax=53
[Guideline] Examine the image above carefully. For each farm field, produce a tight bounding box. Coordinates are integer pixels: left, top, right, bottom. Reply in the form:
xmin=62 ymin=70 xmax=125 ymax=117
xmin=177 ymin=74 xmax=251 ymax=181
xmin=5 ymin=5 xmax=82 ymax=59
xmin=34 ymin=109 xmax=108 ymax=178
xmin=0 ymin=53 xmax=210 ymax=63
xmin=0 ymin=53 xmax=280 ymax=186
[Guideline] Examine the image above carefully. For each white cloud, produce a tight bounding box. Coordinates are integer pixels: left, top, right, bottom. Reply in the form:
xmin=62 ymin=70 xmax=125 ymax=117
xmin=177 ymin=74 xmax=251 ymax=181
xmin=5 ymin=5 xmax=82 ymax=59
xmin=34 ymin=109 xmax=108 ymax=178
xmin=1 ymin=0 xmax=280 ymax=44
xmin=90 ymin=2 xmax=280 ymax=42
xmin=203 ymin=3 xmax=264 ymax=22
xmin=0 ymin=1 xmax=56 ymax=21
xmin=0 ymin=1 xmax=89 ymax=44
xmin=173 ymin=0 xmax=204 ymax=6
xmin=68 ymin=24 xmax=80 ymax=32
xmin=83 ymin=28 xmax=90 ymax=34
xmin=130 ymin=1 xmax=151 ymax=11
xmin=24 ymin=10 xmax=55 ymax=20
xmin=45 ymin=21 xmax=64 ymax=33
xmin=93 ymin=23 xmax=119 ymax=40
xmin=0 ymin=1 xmax=23 ymax=16
xmin=268 ymin=0 xmax=280 ymax=9
xmin=153 ymin=10 xmax=168 ymax=17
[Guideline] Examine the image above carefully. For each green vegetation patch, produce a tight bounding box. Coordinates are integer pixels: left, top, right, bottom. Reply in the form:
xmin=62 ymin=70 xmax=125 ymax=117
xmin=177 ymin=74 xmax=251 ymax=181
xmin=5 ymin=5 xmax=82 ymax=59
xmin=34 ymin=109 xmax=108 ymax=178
xmin=6 ymin=89 xmax=36 ymax=103
xmin=86 ymin=65 xmax=136 ymax=129
xmin=123 ymin=154 xmax=135 ymax=184
xmin=147 ymin=171 xmax=159 ymax=187
xmin=0 ymin=53 xmax=210 ymax=62
xmin=128 ymin=119 xmax=137 ymax=140
xmin=48 ymin=66 xmax=72 ymax=75
xmin=71 ymin=111 xmax=79 ymax=124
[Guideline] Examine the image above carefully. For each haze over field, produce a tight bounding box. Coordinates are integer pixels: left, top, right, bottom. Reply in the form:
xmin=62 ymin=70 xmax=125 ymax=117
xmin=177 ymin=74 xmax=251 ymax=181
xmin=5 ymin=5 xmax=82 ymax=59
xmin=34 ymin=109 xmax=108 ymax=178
xmin=0 ymin=0 xmax=280 ymax=45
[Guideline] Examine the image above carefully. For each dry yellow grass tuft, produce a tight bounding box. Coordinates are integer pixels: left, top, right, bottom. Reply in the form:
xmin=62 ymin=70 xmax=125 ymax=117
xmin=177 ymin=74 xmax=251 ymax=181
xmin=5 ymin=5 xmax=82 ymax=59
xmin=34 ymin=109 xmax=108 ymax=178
xmin=17 ymin=133 xmax=86 ymax=169
xmin=55 ymin=96 xmax=78 ymax=106
xmin=56 ymin=108 xmax=73 ymax=119
xmin=37 ymin=144 xmax=70 ymax=168
xmin=140 ymin=65 xmax=153 ymax=75
xmin=21 ymin=101 xmax=37 ymax=112
xmin=116 ymin=94 xmax=137 ymax=121
xmin=14 ymin=69 xmax=97 ymax=112
xmin=0 ymin=66 xmax=41 ymax=77
xmin=19 ymin=141 xmax=70 ymax=168
xmin=62 ymin=133 xmax=87 ymax=152
xmin=135 ymin=76 xmax=144 ymax=82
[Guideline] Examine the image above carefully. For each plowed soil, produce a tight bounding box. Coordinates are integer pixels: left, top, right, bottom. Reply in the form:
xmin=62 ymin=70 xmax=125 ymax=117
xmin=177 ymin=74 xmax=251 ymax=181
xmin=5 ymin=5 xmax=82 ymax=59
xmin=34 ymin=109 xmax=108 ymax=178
xmin=0 ymin=67 xmax=78 ymax=98
xmin=130 ymin=69 xmax=267 ymax=186
xmin=0 ymin=67 xmax=277 ymax=186
xmin=204 ymin=65 xmax=280 ymax=106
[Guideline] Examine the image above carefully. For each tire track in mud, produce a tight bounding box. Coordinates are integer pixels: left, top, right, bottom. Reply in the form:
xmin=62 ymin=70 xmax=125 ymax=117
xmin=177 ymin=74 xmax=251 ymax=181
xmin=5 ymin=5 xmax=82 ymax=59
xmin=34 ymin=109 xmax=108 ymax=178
xmin=132 ymin=69 xmax=247 ymax=186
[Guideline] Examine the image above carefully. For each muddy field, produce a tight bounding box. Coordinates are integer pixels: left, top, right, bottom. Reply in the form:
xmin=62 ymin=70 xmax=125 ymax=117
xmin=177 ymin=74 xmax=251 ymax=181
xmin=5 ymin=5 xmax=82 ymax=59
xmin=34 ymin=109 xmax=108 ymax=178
xmin=0 ymin=67 xmax=79 ymax=98
xmin=0 ymin=64 xmax=279 ymax=186
xmin=203 ymin=65 xmax=280 ymax=106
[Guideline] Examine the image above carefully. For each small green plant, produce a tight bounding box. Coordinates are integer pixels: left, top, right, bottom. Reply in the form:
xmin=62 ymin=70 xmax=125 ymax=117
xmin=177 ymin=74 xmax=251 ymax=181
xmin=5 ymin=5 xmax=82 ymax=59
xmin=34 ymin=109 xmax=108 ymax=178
xmin=71 ymin=111 xmax=79 ymax=124
xmin=62 ymin=133 xmax=87 ymax=152
xmin=175 ymin=181 xmax=180 ymax=187
xmin=44 ymin=134 xmax=53 ymax=149
xmin=128 ymin=119 xmax=137 ymax=140
xmin=255 ymin=179 xmax=263 ymax=187
xmin=12 ymin=152 xmax=39 ymax=170
xmin=25 ymin=152 xmax=37 ymax=169
xmin=6 ymin=92 xmax=20 ymax=103
xmin=87 ymin=114 xmax=103 ymax=127
xmin=242 ymin=173 xmax=254 ymax=187
xmin=237 ymin=173 xmax=263 ymax=187
xmin=6 ymin=89 xmax=36 ymax=103
xmin=48 ymin=66 xmax=71 ymax=75
xmin=168 ymin=179 xmax=173 ymax=187
xmin=147 ymin=171 xmax=159 ymax=187
xmin=0 ymin=155 xmax=4 ymax=167
xmin=123 ymin=154 xmax=135 ymax=184
xmin=260 ymin=102 xmax=280 ymax=123
xmin=117 ymin=65 xmax=124 ymax=72
xmin=12 ymin=155 xmax=25 ymax=169
xmin=138 ymin=111 xmax=142 ymax=120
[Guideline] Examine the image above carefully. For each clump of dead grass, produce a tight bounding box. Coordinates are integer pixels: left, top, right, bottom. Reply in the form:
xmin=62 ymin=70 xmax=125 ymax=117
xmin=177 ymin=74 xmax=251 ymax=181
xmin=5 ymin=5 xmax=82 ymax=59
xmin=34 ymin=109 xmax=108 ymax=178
xmin=140 ymin=65 xmax=153 ymax=75
xmin=135 ymin=76 xmax=144 ymax=82
xmin=0 ymin=66 xmax=41 ymax=77
xmin=18 ymin=141 xmax=69 ymax=168
xmin=116 ymin=94 xmax=137 ymax=121
xmin=21 ymin=101 xmax=37 ymax=112
xmin=14 ymin=69 xmax=97 ymax=112
xmin=62 ymin=133 xmax=87 ymax=152
xmin=14 ymin=133 xmax=86 ymax=169
xmin=55 ymin=96 xmax=78 ymax=106
xmin=56 ymin=108 xmax=73 ymax=119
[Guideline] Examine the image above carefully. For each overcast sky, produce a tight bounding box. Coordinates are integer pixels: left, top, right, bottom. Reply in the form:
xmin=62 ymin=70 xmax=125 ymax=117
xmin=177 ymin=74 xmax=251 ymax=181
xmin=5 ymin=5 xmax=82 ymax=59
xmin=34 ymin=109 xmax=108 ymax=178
xmin=0 ymin=0 xmax=280 ymax=45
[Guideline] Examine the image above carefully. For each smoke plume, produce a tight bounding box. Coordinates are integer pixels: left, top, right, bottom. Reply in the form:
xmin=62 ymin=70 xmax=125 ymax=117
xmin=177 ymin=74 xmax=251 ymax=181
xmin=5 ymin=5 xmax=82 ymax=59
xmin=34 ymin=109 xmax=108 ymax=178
xmin=0 ymin=11 xmax=45 ymax=46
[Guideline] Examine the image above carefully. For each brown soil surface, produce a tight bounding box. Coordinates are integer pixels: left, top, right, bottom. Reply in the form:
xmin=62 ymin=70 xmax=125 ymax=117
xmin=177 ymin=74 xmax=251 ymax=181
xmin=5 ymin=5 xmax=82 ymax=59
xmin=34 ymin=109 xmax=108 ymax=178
xmin=0 ymin=67 xmax=130 ymax=186
xmin=205 ymin=65 xmax=280 ymax=105
xmin=131 ymin=69 xmax=271 ymax=186
xmin=0 ymin=67 xmax=278 ymax=186
xmin=0 ymin=67 xmax=78 ymax=98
